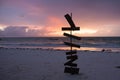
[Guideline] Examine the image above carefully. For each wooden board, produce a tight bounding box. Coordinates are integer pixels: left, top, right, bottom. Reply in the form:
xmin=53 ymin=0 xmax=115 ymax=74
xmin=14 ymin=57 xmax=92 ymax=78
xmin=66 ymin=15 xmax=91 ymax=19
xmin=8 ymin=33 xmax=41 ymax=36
xmin=62 ymin=27 xmax=80 ymax=31
xmin=64 ymin=33 xmax=81 ymax=40
xmin=64 ymin=42 xmax=80 ymax=48
xmin=64 ymin=67 xmax=79 ymax=74
xmin=64 ymin=14 xmax=76 ymax=28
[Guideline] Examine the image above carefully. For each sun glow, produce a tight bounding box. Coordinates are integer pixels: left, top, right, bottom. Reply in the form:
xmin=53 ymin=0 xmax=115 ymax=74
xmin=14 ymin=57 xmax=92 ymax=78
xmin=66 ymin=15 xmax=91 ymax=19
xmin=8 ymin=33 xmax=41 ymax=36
xmin=0 ymin=25 xmax=6 ymax=31
xmin=80 ymin=29 xmax=97 ymax=34
xmin=72 ymin=29 xmax=98 ymax=36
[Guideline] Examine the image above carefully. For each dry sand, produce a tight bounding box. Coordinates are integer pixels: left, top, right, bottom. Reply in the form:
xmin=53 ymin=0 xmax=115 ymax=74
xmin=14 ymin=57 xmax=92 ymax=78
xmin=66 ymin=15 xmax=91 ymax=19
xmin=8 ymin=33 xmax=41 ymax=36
xmin=0 ymin=48 xmax=120 ymax=80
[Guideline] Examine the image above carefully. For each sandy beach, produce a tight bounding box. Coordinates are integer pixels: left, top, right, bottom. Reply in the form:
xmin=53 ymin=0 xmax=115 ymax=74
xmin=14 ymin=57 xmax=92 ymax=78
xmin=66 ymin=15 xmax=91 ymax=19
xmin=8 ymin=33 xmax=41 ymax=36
xmin=0 ymin=47 xmax=120 ymax=80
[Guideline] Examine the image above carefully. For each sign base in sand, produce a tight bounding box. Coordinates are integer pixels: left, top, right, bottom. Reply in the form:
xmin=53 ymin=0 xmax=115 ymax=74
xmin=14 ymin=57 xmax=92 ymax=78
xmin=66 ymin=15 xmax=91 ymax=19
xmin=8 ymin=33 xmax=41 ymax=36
xmin=62 ymin=13 xmax=81 ymax=74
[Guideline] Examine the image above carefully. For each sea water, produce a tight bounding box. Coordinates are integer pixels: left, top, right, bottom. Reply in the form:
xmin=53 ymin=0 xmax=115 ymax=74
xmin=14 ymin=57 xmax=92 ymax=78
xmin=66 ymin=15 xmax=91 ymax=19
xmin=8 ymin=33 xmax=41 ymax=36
xmin=0 ymin=37 xmax=120 ymax=52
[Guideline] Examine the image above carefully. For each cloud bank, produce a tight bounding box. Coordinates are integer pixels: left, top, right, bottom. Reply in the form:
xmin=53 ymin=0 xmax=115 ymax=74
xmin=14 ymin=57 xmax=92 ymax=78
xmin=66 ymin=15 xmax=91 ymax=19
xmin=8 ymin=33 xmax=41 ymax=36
xmin=0 ymin=26 xmax=41 ymax=37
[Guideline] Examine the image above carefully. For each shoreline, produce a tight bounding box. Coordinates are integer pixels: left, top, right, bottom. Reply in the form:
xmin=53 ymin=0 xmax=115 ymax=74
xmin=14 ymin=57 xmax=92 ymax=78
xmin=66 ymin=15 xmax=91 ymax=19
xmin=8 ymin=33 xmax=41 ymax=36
xmin=0 ymin=46 xmax=120 ymax=53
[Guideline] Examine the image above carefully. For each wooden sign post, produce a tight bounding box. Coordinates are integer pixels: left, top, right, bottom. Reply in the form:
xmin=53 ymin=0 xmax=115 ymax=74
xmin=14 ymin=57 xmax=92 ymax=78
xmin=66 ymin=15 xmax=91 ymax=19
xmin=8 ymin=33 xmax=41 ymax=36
xmin=62 ymin=13 xmax=81 ymax=74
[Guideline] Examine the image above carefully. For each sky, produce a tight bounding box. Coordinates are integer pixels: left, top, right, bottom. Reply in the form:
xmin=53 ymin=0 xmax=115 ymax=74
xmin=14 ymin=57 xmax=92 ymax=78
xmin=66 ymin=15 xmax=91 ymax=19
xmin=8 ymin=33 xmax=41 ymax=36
xmin=0 ymin=0 xmax=120 ymax=37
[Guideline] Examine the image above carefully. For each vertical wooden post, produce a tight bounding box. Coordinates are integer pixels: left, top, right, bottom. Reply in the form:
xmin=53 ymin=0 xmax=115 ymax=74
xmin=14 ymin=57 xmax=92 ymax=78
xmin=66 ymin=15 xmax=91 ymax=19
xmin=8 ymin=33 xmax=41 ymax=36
xmin=70 ymin=13 xmax=72 ymax=53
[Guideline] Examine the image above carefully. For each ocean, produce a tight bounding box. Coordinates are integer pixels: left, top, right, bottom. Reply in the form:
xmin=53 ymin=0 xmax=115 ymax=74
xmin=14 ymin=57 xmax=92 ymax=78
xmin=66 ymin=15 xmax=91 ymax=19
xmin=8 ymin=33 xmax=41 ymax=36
xmin=0 ymin=37 xmax=120 ymax=52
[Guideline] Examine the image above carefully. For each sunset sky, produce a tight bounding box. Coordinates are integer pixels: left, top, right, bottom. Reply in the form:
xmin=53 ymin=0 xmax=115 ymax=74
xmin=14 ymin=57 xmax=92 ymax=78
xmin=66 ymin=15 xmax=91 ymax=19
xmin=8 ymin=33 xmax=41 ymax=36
xmin=0 ymin=0 xmax=120 ymax=37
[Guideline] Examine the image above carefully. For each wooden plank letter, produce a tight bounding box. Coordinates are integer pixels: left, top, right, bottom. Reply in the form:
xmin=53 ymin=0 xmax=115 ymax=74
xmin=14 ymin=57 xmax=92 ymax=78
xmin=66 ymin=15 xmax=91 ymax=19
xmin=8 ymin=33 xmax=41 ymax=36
xmin=64 ymin=58 xmax=78 ymax=67
xmin=64 ymin=33 xmax=81 ymax=40
xmin=62 ymin=27 xmax=80 ymax=31
xmin=64 ymin=42 xmax=80 ymax=48
xmin=64 ymin=67 xmax=79 ymax=74
xmin=65 ymin=14 xmax=76 ymax=28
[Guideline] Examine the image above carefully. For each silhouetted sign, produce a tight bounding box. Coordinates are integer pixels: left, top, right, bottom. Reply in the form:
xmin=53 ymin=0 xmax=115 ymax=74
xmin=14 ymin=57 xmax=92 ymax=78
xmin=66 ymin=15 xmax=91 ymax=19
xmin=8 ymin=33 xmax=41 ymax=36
xmin=62 ymin=13 xmax=81 ymax=74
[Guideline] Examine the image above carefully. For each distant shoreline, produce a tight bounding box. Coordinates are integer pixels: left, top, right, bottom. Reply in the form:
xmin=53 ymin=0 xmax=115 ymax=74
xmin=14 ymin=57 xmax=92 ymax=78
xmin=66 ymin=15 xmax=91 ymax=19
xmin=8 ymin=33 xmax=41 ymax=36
xmin=0 ymin=47 xmax=120 ymax=53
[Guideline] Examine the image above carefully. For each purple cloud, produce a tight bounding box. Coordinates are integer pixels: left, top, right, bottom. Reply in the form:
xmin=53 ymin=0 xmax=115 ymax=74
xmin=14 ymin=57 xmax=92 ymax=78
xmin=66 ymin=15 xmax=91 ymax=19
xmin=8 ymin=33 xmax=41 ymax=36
xmin=0 ymin=26 xmax=28 ymax=37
